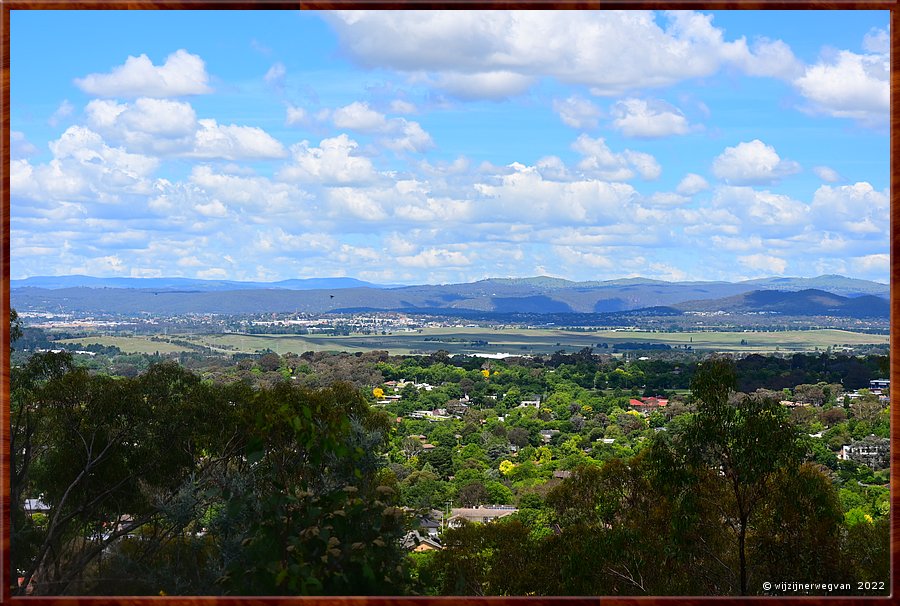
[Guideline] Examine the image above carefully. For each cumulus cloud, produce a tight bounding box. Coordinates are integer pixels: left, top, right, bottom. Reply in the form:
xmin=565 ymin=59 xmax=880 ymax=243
xmin=738 ymin=253 xmax=787 ymax=275
xmin=810 ymin=182 xmax=888 ymax=236
xmin=610 ymin=98 xmax=690 ymax=137
xmin=676 ymin=173 xmax=709 ymax=195
xmin=794 ymin=49 xmax=888 ymax=126
xmin=74 ymin=49 xmax=213 ymax=97
xmin=572 ymin=135 xmax=661 ymax=181
xmin=277 ymin=134 xmax=380 ymax=184
xmin=326 ymin=102 xmax=434 ymax=153
xmin=332 ymin=101 xmax=389 ymax=131
xmin=396 ymin=247 xmax=472 ymax=268
xmin=812 ymin=166 xmax=841 ymax=183
xmin=713 ymin=186 xmax=808 ymax=235
xmin=189 ymin=165 xmax=310 ymax=214
xmin=13 ymin=126 xmax=158 ymax=205
xmin=324 ymin=10 xmax=801 ymax=100
xmin=474 ymin=161 xmax=639 ymax=224
xmin=191 ymin=119 xmax=287 ymax=160
xmin=85 ymin=98 xmax=285 ymax=160
xmin=553 ymin=95 xmax=603 ymax=129
xmin=326 ymin=187 xmax=389 ymax=221
xmin=712 ymin=140 xmax=800 ymax=185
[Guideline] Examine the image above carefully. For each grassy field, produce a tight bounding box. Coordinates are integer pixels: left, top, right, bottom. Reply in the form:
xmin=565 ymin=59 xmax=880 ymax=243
xmin=59 ymin=327 xmax=889 ymax=357
xmin=56 ymin=336 xmax=194 ymax=355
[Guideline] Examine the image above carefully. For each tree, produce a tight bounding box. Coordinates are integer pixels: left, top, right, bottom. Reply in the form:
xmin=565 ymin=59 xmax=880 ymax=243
xmin=457 ymin=482 xmax=489 ymax=507
xmin=11 ymin=358 xmax=228 ymax=595
xmin=684 ymin=357 xmax=803 ymax=595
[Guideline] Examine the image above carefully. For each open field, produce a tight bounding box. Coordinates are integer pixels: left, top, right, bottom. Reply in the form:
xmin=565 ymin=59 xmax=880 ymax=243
xmin=58 ymin=327 xmax=889 ymax=356
xmin=56 ymin=336 xmax=194 ymax=355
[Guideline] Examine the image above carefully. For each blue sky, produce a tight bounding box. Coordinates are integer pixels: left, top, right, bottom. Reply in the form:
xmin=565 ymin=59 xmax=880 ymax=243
xmin=9 ymin=10 xmax=890 ymax=285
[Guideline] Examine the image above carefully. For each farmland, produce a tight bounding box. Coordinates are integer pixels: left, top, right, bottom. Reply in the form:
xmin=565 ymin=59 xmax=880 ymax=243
xmin=57 ymin=326 xmax=889 ymax=357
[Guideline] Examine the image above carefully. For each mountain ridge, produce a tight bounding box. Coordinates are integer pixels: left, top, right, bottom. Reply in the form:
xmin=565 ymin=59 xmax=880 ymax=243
xmin=10 ymin=274 xmax=889 ymax=317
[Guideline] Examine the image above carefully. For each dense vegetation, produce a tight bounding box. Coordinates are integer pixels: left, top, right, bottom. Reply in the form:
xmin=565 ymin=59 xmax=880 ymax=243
xmin=9 ymin=311 xmax=889 ymax=596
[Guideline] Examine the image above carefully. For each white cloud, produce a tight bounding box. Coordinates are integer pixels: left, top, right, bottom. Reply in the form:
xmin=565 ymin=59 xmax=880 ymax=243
xmin=810 ymin=182 xmax=888 ymax=236
xmin=553 ymin=95 xmax=602 ymax=129
xmin=712 ymin=139 xmax=800 ymax=185
xmin=332 ymin=101 xmax=389 ymax=131
xmin=74 ymin=49 xmax=213 ymax=97
xmin=721 ymin=36 xmax=803 ymax=80
xmin=389 ymin=99 xmax=417 ymax=114
xmin=610 ymin=98 xmax=690 ymax=137
xmin=191 ymin=119 xmax=287 ymax=160
xmin=436 ymin=71 xmax=535 ymax=100
xmin=714 ymin=186 xmax=808 ymax=235
xmin=326 ymin=102 xmax=434 ymax=153
xmin=676 ymin=173 xmax=709 ymax=195
xmin=326 ymin=187 xmax=389 ymax=221
xmin=396 ymin=247 xmax=472 ymax=268
xmin=572 ymin=135 xmax=661 ymax=181
xmin=862 ymin=27 xmax=889 ymax=53
xmin=794 ymin=49 xmax=888 ymax=126
xmin=264 ymin=62 xmax=286 ymax=89
xmin=853 ymin=253 xmax=889 ymax=275
xmin=738 ymin=253 xmax=787 ymax=275
xmin=85 ymin=98 xmax=285 ymax=160
xmin=194 ymin=199 xmax=229 ymax=218
xmin=812 ymin=166 xmax=841 ymax=183
xmin=325 ymin=11 xmax=801 ymax=100
xmin=12 ymin=126 xmax=158 ymax=205
xmin=10 ymin=131 xmax=38 ymax=158
xmin=277 ymin=134 xmax=379 ymax=184
xmin=48 ymin=100 xmax=74 ymax=127
xmin=85 ymin=97 xmax=197 ymax=153
xmin=381 ymin=119 xmax=434 ymax=153
xmin=189 ymin=165 xmax=310 ymax=215
xmin=474 ymin=161 xmax=638 ymax=224
xmin=286 ymin=104 xmax=308 ymax=126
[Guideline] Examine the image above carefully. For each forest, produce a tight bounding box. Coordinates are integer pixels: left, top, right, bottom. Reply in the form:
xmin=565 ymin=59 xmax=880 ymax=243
xmin=9 ymin=311 xmax=890 ymax=596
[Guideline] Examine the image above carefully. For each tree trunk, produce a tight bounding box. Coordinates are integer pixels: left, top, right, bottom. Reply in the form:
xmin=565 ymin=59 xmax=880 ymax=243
xmin=738 ymin=519 xmax=747 ymax=596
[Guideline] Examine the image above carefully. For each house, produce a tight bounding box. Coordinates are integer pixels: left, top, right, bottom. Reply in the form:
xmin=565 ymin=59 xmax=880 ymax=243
xmin=539 ymin=429 xmax=560 ymax=443
xmin=870 ymin=379 xmax=889 ymax=391
xmin=24 ymin=498 xmax=50 ymax=518
xmin=519 ymin=397 xmax=541 ymax=408
xmin=840 ymin=435 xmax=890 ymax=470
xmin=629 ymin=396 xmax=668 ymax=410
xmin=447 ymin=505 xmax=518 ymax=528
xmin=401 ymin=529 xmax=442 ymax=551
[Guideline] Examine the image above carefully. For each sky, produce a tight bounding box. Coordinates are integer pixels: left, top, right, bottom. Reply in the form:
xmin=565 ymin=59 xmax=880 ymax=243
xmin=8 ymin=10 xmax=890 ymax=285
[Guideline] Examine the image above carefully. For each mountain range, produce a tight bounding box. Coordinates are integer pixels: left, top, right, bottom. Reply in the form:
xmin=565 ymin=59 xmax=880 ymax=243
xmin=10 ymin=274 xmax=889 ymax=318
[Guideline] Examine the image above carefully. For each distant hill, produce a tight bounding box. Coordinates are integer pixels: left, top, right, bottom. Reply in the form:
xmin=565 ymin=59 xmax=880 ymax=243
xmin=10 ymin=274 xmax=889 ymax=317
xmin=674 ymin=289 xmax=889 ymax=318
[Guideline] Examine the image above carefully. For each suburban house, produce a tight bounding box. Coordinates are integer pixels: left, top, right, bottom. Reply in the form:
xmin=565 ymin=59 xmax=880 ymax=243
xmin=401 ymin=529 xmax=443 ymax=551
xmin=870 ymin=379 xmax=889 ymax=391
xmin=539 ymin=429 xmax=560 ymax=443
xmin=629 ymin=396 xmax=668 ymax=410
xmin=840 ymin=434 xmax=890 ymax=470
xmin=447 ymin=505 xmax=518 ymax=528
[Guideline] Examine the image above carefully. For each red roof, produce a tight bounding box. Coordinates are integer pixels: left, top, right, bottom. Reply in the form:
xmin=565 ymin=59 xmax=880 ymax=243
xmin=629 ymin=397 xmax=668 ymax=408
